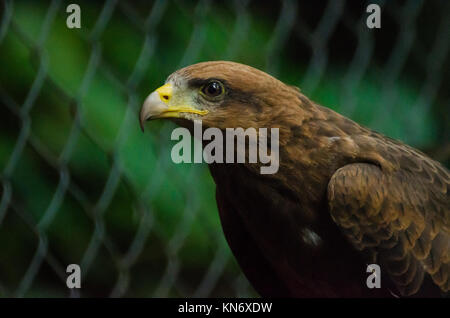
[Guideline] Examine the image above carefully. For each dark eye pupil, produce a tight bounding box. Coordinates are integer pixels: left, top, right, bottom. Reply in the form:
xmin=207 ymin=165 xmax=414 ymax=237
xmin=204 ymin=81 xmax=222 ymax=97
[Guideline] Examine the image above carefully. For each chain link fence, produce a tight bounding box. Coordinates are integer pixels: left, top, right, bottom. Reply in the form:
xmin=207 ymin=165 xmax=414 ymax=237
xmin=0 ymin=0 xmax=448 ymax=297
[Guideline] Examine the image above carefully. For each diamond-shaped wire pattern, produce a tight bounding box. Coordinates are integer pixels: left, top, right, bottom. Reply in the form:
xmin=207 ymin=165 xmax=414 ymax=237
xmin=0 ymin=0 xmax=448 ymax=297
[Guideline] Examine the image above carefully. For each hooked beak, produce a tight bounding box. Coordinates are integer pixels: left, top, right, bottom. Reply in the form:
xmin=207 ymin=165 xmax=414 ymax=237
xmin=139 ymin=83 xmax=208 ymax=132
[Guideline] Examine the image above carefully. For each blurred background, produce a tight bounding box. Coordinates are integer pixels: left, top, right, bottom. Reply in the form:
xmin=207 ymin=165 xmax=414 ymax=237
xmin=0 ymin=0 xmax=449 ymax=297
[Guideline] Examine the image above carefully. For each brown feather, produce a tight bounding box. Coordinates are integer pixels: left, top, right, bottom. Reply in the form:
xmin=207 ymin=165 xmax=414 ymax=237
xmin=151 ymin=61 xmax=449 ymax=297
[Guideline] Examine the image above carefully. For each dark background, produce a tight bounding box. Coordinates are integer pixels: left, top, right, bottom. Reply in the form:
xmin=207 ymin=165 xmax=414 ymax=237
xmin=0 ymin=0 xmax=448 ymax=297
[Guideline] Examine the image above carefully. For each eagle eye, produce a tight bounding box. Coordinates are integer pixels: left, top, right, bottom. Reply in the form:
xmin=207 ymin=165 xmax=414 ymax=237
xmin=201 ymin=81 xmax=224 ymax=99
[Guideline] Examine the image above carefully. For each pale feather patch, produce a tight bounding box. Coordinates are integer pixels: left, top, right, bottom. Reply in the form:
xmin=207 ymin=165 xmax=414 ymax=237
xmin=301 ymin=228 xmax=323 ymax=247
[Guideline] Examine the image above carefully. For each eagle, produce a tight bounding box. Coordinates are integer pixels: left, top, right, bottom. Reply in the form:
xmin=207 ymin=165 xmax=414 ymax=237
xmin=139 ymin=61 xmax=449 ymax=297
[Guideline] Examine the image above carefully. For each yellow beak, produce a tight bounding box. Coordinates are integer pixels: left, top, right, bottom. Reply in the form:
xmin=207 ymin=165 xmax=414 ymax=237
xmin=139 ymin=83 xmax=208 ymax=131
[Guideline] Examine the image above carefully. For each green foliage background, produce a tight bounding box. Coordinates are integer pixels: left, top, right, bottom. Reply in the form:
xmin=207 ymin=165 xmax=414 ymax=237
xmin=0 ymin=0 xmax=448 ymax=297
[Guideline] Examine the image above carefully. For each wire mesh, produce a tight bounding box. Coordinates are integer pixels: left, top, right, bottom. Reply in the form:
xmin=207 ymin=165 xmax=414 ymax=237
xmin=0 ymin=0 xmax=448 ymax=297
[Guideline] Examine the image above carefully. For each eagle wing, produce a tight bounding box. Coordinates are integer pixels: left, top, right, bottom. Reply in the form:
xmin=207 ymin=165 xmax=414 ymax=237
xmin=327 ymin=161 xmax=449 ymax=296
